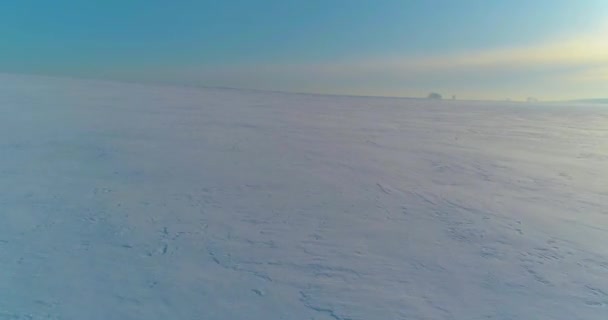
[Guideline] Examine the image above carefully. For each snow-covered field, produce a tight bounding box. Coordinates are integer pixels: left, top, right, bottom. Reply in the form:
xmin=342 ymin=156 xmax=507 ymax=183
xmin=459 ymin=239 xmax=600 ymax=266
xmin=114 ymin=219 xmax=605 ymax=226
xmin=1 ymin=74 xmax=607 ymax=320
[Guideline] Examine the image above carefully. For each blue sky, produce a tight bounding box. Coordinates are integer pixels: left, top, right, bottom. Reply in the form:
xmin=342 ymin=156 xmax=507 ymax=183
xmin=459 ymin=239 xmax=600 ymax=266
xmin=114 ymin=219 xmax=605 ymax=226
xmin=2 ymin=0 xmax=607 ymax=100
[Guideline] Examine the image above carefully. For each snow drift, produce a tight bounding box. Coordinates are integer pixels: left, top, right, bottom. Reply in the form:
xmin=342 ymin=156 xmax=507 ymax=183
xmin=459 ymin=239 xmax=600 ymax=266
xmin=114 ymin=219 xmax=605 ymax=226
xmin=1 ymin=74 xmax=607 ymax=319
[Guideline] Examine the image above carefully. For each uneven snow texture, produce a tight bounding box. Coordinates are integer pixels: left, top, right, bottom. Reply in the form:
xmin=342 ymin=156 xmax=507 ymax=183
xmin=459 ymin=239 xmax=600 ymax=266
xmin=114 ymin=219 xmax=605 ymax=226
xmin=1 ymin=74 xmax=607 ymax=319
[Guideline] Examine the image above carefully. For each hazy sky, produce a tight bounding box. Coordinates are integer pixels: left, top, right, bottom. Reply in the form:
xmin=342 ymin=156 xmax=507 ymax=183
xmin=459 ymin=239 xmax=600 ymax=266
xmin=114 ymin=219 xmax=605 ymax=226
xmin=2 ymin=0 xmax=607 ymax=100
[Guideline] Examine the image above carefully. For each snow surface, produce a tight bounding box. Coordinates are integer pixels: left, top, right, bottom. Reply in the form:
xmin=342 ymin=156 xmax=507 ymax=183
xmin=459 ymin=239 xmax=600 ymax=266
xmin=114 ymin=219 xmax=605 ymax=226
xmin=1 ymin=74 xmax=607 ymax=320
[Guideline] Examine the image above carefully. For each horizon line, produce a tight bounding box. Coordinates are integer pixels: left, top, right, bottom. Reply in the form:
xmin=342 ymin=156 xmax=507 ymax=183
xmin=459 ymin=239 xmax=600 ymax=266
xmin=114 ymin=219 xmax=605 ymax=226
xmin=1 ymin=71 xmax=606 ymax=104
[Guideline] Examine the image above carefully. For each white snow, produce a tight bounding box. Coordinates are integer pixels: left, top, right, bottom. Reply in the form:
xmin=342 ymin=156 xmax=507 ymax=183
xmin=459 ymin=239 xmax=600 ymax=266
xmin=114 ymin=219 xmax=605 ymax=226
xmin=1 ymin=74 xmax=607 ymax=319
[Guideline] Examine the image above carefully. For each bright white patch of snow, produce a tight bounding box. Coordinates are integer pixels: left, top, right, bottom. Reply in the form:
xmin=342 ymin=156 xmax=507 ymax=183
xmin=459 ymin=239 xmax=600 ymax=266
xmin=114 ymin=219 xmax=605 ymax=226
xmin=1 ymin=74 xmax=607 ymax=319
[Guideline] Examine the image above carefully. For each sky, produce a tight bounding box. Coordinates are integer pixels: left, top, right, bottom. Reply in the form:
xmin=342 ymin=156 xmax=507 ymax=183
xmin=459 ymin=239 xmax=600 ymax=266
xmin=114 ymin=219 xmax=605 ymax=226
xmin=1 ymin=0 xmax=607 ymax=100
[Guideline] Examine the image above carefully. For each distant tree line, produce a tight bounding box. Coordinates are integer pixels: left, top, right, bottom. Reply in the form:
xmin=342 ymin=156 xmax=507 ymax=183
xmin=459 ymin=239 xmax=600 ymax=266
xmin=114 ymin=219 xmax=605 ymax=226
xmin=427 ymin=92 xmax=442 ymax=100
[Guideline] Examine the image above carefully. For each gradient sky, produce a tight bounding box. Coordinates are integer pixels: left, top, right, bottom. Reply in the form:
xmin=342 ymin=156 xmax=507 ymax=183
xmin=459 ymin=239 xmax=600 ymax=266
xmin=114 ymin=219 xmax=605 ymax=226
xmin=2 ymin=0 xmax=607 ymax=100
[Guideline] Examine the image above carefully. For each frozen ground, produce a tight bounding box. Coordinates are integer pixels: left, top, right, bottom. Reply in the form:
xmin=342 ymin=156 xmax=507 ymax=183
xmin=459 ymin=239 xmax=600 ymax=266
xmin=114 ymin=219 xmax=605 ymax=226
xmin=1 ymin=74 xmax=607 ymax=319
